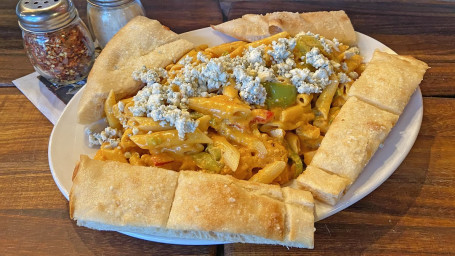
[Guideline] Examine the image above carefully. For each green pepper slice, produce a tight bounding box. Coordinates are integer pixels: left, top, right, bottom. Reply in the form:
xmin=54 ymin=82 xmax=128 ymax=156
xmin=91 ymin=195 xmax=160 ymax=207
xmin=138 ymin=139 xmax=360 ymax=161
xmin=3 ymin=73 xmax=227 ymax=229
xmin=289 ymin=152 xmax=304 ymax=178
xmin=264 ymin=81 xmax=297 ymax=109
xmin=283 ymin=140 xmax=304 ymax=178
xmin=192 ymin=152 xmax=223 ymax=173
xmin=206 ymin=144 xmax=222 ymax=161
xmin=295 ymin=35 xmax=325 ymax=55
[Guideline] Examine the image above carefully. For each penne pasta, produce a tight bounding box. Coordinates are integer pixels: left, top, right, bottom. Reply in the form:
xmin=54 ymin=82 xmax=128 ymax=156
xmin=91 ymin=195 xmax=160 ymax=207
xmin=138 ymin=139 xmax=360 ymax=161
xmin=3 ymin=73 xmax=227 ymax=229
xmin=160 ymin=143 xmax=205 ymax=156
xmin=97 ymin=146 xmax=128 ymax=163
xmin=120 ymin=128 xmax=141 ymax=150
xmin=205 ymin=41 xmax=247 ymax=57
xmin=314 ymin=76 xmax=339 ymax=120
xmin=216 ymin=123 xmax=267 ymax=157
xmin=195 ymin=44 xmax=209 ymax=51
xmin=123 ymin=101 xmax=135 ymax=118
xmin=249 ymin=161 xmax=286 ymax=184
xmin=285 ymin=132 xmax=300 ymax=154
xmin=300 ymin=136 xmax=324 ymax=152
xmin=104 ymin=90 xmax=122 ymax=129
xmin=303 ymin=150 xmax=317 ymax=166
xmin=222 ymin=84 xmax=240 ymax=99
xmin=212 ymin=135 xmax=240 ymax=172
xmin=230 ymin=32 xmax=290 ymax=57
xmin=259 ymin=121 xmax=282 ymax=132
xmin=280 ymin=105 xmax=304 ymax=123
xmin=296 ymin=94 xmax=313 ymax=107
xmin=344 ymin=54 xmax=363 ymax=73
xmin=277 ymin=105 xmax=315 ymax=130
xmin=313 ymin=107 xmax=341 ymax=134
xmin=188 ymin=95 xmax=251 ymax=120
xmin=128 ymin=116 xmax=172 ymax=132
xmin=196 ymin=115 xmax=211 ymax=132
xmin=296 ymin=124 xmax=320 ymax=140
xmin=130 ymin=129 xmax=212 ymax=150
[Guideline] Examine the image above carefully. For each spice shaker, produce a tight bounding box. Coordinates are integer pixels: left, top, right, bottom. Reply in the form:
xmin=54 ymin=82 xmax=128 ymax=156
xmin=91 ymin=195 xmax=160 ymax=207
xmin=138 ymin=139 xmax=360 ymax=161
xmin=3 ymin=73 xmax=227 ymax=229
xmin=17 ymin=0 xmax=95 ymax=85
xmin=87 ymin=0 xmax=145 ymax=48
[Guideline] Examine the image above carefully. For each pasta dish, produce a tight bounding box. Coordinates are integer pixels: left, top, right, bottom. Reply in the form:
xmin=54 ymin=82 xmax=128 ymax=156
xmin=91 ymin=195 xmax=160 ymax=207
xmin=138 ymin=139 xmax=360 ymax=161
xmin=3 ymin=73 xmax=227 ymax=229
xmin=87 ymin=31 xmax=364 ymax=185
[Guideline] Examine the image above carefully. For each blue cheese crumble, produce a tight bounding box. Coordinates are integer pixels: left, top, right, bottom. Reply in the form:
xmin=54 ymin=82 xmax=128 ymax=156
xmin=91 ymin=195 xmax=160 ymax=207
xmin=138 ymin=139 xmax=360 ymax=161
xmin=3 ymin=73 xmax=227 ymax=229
xmin=246 ymin=46 xmax=265 ymax=65
xmin=343 ymin=47 xmax=360 ymax=60
xmin=126 ymin=33 xmax=360 ymax=138
xmin=233 ymin=66 xmax=267 ymax=105
xmin=199 ymin=57 xmax=229 ymax=91
xmin=268 ymin=37 xmax=296 ymax=63
xmin=87 ymin=127 xmax=122 ymax=148
xmin=338 ymin=72 xmax=352 ymax=84
xmin=286 ymin=46 xmax=335 ymax=93
xmin=132 ymin=66 xmax=167 ymax=84
xmin=129 ymin=81 xmax=199 ymax=139
xmin=289 ymin=68 xmax=322 ymax=94
xmin=305 ymin=47 xmax=333 ymax=75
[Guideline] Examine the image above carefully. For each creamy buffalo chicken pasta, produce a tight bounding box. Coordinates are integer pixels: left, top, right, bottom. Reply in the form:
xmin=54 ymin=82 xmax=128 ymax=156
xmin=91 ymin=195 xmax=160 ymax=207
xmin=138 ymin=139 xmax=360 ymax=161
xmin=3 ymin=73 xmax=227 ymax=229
xmin=87 ymin=31 xmax=364 ymax=185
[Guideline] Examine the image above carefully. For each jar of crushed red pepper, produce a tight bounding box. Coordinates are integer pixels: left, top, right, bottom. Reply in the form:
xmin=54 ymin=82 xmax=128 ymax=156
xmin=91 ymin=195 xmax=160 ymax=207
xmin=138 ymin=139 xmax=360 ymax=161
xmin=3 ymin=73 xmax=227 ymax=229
xmin=17 ymin=0 xmax=95 ymax=85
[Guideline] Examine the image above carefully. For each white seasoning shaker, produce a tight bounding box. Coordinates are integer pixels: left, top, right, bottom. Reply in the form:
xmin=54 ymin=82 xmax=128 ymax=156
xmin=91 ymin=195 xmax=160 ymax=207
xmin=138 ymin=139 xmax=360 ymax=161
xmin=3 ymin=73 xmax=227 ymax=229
xmin=86 ymin=0 xmax=145 ymax=48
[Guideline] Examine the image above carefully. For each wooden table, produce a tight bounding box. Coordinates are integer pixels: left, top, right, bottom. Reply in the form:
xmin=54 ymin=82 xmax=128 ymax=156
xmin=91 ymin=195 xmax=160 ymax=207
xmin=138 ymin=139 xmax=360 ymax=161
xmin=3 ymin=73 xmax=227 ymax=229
xmin=1 ymin=0 xmax=454 ymax=255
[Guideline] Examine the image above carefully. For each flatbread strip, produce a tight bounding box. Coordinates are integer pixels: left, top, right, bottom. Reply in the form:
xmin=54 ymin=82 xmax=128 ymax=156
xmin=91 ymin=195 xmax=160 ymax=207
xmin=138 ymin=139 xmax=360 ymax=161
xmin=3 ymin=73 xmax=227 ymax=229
xmin=77 ymin=17 xmax=194 ymax=124
xmin=309 ymin=96 xmax=399 ymax=183
xmin=298 ymin=97 xmax=399 ymax=205
xmin=348 ymin=50 xmax=429 ymax=115
xmin=297 ymin=166 xmax=351 ymax=206
xmin=211 ymin=11 xmax=357 ymax=45
xmin=297 ymin=51 xmax=428 ymax=206
xmin=70 ymin=155 xmax=315 ymax=248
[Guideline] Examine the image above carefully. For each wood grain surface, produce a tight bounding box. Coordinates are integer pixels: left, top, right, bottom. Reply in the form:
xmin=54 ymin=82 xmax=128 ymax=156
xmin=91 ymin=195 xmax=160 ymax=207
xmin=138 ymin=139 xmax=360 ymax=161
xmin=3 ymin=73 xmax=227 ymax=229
xmin=1 ymin=0 xmax=454 ymax=255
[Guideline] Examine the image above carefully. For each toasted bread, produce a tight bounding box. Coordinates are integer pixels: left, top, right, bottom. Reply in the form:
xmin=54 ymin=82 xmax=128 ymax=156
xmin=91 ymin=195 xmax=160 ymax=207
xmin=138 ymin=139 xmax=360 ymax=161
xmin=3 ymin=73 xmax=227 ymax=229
xmin=70 ymin=156 xmax=315 ymax=248
xmin=212 ymin=11 xmax=357 ymax=45
xmin=77 ymin=17 xmax=194 ymax=124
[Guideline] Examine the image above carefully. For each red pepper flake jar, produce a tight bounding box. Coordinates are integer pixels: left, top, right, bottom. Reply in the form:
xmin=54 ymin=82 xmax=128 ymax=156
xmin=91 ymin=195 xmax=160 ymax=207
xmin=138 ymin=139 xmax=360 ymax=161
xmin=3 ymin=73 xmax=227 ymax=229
xmin=17 ymin=0 xmax=95 ymax=85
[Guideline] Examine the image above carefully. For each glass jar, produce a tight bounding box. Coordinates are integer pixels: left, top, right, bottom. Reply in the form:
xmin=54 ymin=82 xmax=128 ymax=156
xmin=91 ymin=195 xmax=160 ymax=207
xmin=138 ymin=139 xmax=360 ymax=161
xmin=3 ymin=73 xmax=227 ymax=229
xmin=87 ymin=0 xmax=145 ymax=48
xmin=17 ymin=0 xmax=95 ymax=85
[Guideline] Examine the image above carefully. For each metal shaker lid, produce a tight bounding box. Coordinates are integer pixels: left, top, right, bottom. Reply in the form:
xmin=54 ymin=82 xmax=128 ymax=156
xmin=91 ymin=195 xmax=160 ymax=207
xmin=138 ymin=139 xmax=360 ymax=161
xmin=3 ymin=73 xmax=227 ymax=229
xmin=16 ymin=0 xmax=78 ymax=32
xmin=87 ymin=0 xmax=135 ymax=7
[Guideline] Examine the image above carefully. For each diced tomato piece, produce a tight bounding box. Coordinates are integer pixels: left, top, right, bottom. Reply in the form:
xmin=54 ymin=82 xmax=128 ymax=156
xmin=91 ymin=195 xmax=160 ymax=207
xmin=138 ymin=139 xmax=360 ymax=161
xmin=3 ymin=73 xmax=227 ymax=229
xmin=150 ymin=153 xmax=174 ymax=166
xmin=154 ymin=160 xmax=174 ymax=166
xmin=251 ymin=109 xmax=274 ymax=124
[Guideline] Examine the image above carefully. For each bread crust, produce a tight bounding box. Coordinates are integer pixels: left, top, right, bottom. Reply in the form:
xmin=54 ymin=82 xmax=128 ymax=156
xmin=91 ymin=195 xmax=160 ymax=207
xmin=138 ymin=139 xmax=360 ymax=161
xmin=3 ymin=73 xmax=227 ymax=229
xmin=70 ymin=156 xmax=315 ymax=248
xmin=296 ymin=166 xmax=351 ymax=206
xmin=310 ymin=96 xmax=399 ymax=182
xmin=168 ymin=171 xmax=286 ymax=241
xmin=70 ymin=155 xmax=180 ymax=227
xmin=212 ymin=10 xmax=357 ymax=45
xmin=77 ymin=17 xmax=194 ymax=124
xmin=348 ymin=51 xmax=429 ymax=115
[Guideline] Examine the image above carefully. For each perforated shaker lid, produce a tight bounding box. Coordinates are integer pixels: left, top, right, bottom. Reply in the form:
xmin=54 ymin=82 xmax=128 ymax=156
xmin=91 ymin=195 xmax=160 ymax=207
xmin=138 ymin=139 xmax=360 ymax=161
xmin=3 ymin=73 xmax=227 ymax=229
xmin=16 ymin=0 xmax=78 ymax=32
xmin=87 ymin=0 xmax=135 ymax=7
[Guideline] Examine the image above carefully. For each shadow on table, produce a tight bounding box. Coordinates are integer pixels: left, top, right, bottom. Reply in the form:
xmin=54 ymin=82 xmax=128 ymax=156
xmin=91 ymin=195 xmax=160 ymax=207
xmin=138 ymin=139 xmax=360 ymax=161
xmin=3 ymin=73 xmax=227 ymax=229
xmin=70 ymin=224 xmax=217 ymax=255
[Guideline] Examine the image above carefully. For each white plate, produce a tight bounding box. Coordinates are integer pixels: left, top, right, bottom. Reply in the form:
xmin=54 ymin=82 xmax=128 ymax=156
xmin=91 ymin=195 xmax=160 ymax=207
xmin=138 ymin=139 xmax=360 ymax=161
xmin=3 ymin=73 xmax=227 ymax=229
xmin=48 ymin=28 xmax=422 ymax=244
